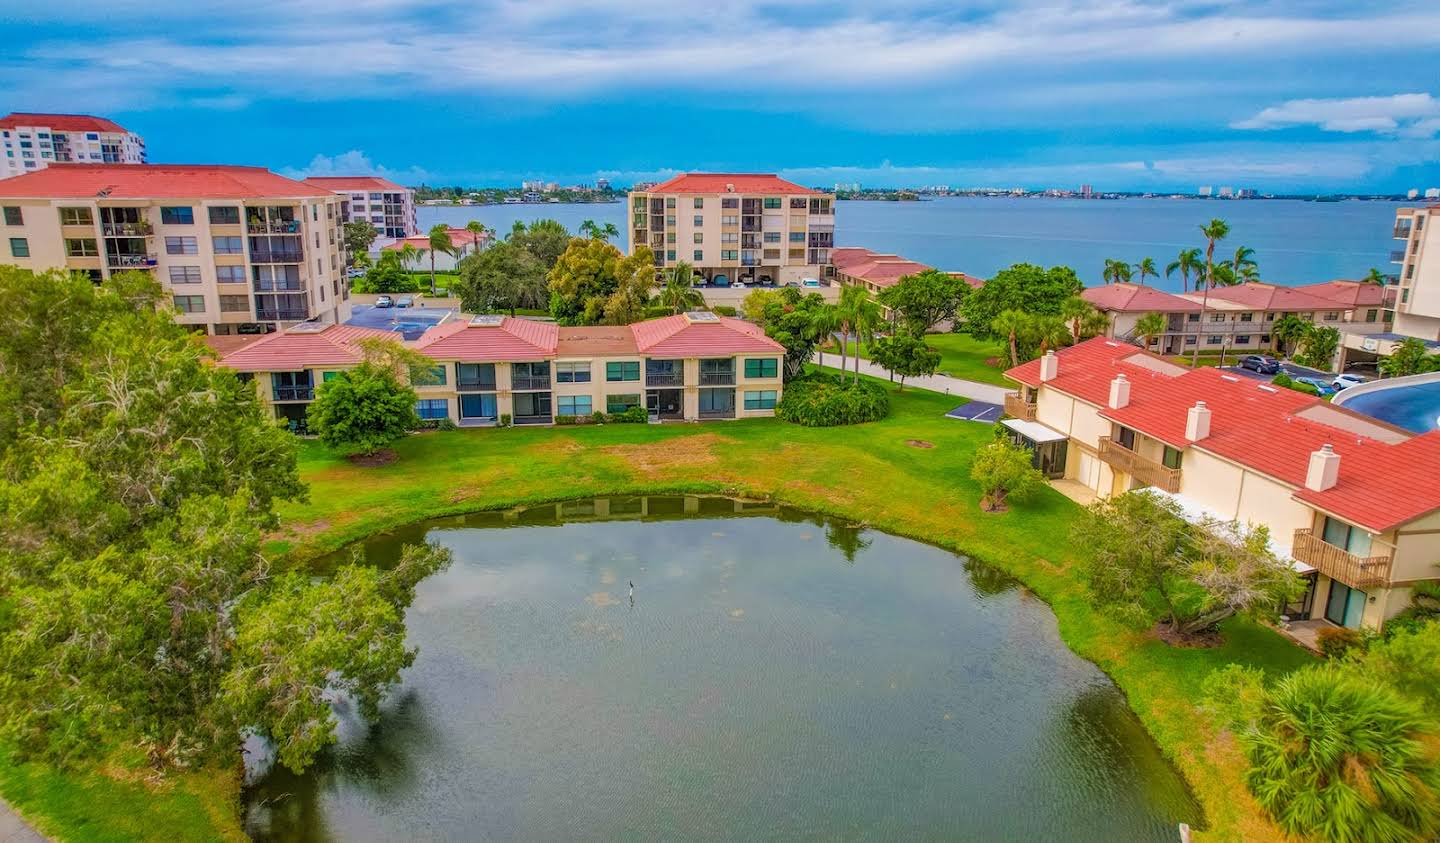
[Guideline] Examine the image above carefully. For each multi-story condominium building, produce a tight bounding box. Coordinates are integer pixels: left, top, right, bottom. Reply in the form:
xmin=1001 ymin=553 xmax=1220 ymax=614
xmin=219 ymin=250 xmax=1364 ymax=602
xmin=1085 ymin=281 xmax=1394 ymax=361
xmin=0 ymin=163 xmax=349 ymax=335
xmin=303 ymin=176 xmax=418 ymax=242
xmin=1003 ymin=337 xmax=1440 ymax=634
xmin=1342 ymin=205 xmax=1440 ymax=366
xmin=628 ymin=174 xmax=835 ymax=286
xmin=0 ymin=113 xmax=146 ymax=179
xmin=217 ymin=311 xmax=786 ymax=428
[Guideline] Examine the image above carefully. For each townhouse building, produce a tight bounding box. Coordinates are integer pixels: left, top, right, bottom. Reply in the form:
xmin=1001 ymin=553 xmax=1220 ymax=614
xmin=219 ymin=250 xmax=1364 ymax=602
xmin=628 ymin=174 xmax=835 ymax=286
xmin=302 ymin=176 xmax=418 ymax=242
xmin=1004 ymin=337 xmax=1440 ymax=633
xmin=0 ymin=163 xmax=349 ymax=335
xmin=218 ymin=311 xmax=786 ymax=429
xmin=1 ymin=113 xmax=145 ymax=179
xmin=831 ymin=246 xmax=984 ymax=296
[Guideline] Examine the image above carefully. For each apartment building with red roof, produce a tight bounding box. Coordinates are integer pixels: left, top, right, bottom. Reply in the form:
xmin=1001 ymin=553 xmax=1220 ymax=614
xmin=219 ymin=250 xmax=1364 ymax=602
xmin=380 ymin=227 xmax=486 ymax=270
xmin=224 ymin=312 xmax=786 ymax=427
xmin=0 ymin=163 xmax=350 ymax=336
xmin=1002 ymin=336 xmax=1440 ymax=634
xmin=1 ymin=113 xmax=145 ymax=179
xmin=628 ymin=174 xmax=835 ymax=287
xmin=303 ymin=176 xmax=417 ymax=241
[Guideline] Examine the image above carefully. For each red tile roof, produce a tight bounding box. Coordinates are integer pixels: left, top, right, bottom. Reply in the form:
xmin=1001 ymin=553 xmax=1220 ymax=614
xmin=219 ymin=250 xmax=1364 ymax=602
xmin=0 ymin=164 xmax=333 ymax=199
xmin=303 ymin=176 xmax=409 ymax=192
xmin=1083 ymin=283 xmax=1201 ymax=312
xmin=644 ymin=173 xmax=820 ymax=195
xmin=382 ymin=228 xmax=485 ymax=252
xmin=1180 ymin=282 xmax=1348 ymax=312
xmin=0 ymin=113 xmax=130 ymax=133
xmin=220 ymin=324 xmax=396 ymax=372
xmin=412 ymin=316 xmax=558 ymax=361
xmin=830 ymin=247 xmax=878 ymax=271
xmin=1290 ymin=280 xmax=1396 ymax=309
xmin=1006 ymin=337 xmax=1440 ymax=531
xmin=631 ymin=313 xmax=784 ymax=358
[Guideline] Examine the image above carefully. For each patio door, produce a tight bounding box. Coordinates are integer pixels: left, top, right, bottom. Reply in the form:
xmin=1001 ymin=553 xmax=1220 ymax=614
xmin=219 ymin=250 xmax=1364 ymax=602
xmin=1324 ymin=579 xmax=1367 ymax=629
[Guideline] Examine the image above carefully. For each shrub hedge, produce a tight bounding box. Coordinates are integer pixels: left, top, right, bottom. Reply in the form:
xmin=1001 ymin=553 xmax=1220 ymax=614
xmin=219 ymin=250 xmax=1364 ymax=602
xmin=775 ymin=373 xmax=889 ymax=427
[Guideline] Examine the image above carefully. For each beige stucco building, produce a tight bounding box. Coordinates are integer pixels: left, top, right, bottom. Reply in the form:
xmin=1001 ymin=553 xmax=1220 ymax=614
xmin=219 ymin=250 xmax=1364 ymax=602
xmin=1341 ymin=205 xmax=1440 ymax=365
xmin=0 ymin=163 xmax=349 ymax=335
xmin=1005 ymin=337 xmax=1440 ymax=633
xmin=1 ymin=113 xmax=145 ymax=179
xmin=628 ymin=173 xmax=834 ymax=286
xmin=303 ymin=176 xmax=418 ymax=243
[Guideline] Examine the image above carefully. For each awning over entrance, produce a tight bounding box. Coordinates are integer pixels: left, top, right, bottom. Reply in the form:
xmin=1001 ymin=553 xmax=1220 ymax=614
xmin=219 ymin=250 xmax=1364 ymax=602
xmin=1138 ymin=488 xmax=1315 ymax=574
xmin=1000 ymin=418 xmax=1068 ymax=444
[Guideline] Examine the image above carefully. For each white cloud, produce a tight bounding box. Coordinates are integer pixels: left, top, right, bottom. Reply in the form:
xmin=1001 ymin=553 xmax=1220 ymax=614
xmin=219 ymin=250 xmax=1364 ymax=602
xmin=1232 ymin=93 xmax=1440 ymax=136
xmin=280 ymin=150 xmax=431 ymax=183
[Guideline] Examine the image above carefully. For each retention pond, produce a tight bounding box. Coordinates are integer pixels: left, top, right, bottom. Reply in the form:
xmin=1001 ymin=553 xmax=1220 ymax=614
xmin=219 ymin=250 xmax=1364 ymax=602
xmin=245 ymin=496 xmax=1201 ymax=841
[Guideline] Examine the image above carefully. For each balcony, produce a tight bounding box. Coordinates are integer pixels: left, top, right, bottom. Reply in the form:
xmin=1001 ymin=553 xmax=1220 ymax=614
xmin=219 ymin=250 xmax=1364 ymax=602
xmin=251 ymin=250 xmax=305 ymax=264
xmin=102 ymin=221 xmax=152 ymax=237
xmin=1097 ymin=436 xmax=1182 ymax=493
xmin=1291 ymin=529 xmax=1393 ymax=588
xmin=1394 ymin=224 xmax=1413 ymax=239
xmin=699 ymin=372 xmax=736 ymax=386
xmin=646 ymin=371 xmax=683 ymax=387
xmin=106 ymin=253 xmax=156 ymax=268
xmin=272 ymin=385 xmax=314 ymax=402
xmin=1004 ymin=393 xmax=1037 ymax=421
xmin=1390 ymin=250 xmax=1408 ymax=263
xmin=456 ymin=380 xmax=496 ymax=392
xmin=248 ymin=220 xmax=301 ymax=234
xmin=512 ymin=376 xmax=551 ymax=390
xmin=256 ymin=308 xmax=311 ymax=321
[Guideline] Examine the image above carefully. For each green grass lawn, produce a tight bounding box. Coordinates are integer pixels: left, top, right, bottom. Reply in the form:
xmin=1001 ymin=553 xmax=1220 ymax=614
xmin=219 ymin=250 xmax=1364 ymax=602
xmin=826 ymin=332 xmax=1012 ymax=385
xmin=8 ymin=377 xmax=1312 ymax=841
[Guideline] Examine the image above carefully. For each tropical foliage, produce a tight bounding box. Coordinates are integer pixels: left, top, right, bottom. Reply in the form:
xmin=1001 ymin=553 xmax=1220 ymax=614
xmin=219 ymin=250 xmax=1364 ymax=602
xmin=774 ymin=372 xmax=889 ymax=427
xmin=546 ymin=238 xmax=655 ymax=325
xmin=354 ymin=249 xmax=420 ymax=293
xmin=452 ymin=239 xmax=547 ymax=315
xmin=342 ymin=220 xmax=379 ymax=264
xmin=752 ymin=288 xmax=831 ymax=380
xmin=1379 ymin=337 xmax=1440 ymax=378
xmin=877 ymin=268 xmax=970 ymax=335
xmin=1192 ymin=218 xmax=1231 ymax=365
xmin=1295 ymin=325 xmax=1340 ymax=370
xmin=962 ymin=263 xmax=1082 ymax=340
xmin=970 ymin=437 xmax=1045 ymax=511
xmin=1102 ymin=258 xmax=1133 ymax=285
xmin=869 ymin=333 xmax=941 ymax=390
xmin=836 ymin=285 xmax=883 ymax=384
xmin=1133 ymin=312 xmax=1168 ymax=348
xmin=425 ymin=224 xmax=457 ymax=294
xmin=307 ymin=338 xmax=433 ymax=457
xmin=1166 ymin=248 xmax=1203 ymax=293
xmin=657 ymin=261 xmax=704 ymax=314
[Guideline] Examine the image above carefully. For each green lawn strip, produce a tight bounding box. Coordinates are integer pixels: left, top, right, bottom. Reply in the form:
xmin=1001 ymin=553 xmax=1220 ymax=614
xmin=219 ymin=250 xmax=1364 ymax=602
xmin=269 ymin=379 xmax=1312 ymax=841
xmin=825 ymin=332 xmax=1011 ymax=385
xmin=0 ymin=744 xmax=243 ymax=843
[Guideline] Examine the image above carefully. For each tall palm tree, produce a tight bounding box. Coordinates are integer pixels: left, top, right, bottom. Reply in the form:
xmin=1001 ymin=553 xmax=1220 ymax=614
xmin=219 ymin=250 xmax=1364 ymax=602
xmin=1060 ymin=296 xmax=1102 ymax=341
xmin=1102 ymin=258 xmax=1133 ymax=285
xmin=809 ymin=302 xmax=842 ymax=371
xmin=993 ymin=310 xmax=1028 ymax=368
xmin=397 ymin=242 xmax=421 ymax=271
xmin=1192 ymin=218 xmax=1231 ymax=365
xmin=1363 ymin=267 xmax=1387 ymax=286
xmin=1271 ymin=314 xmax=1311 ymax=358
xmin=1230 ymin=245 xmax=1257 ymax=278
xmin=464 ymin=220 xmax=492 ymax=257
xmin=1028 ymin=314 xmax=1071 ymax=354
xmin=426 ymin=224 xmax=456 ymax=295
xmin=838 ymin=285 xmax=882 ymax=384
xmin=658 ymin=261 xmax=703 ymax=314
xmin=1238 ymin=265 xmax=1261 ymax=283
xmin=1166 ymin=248 xmax=1203 ymax=293
xmin=1133 ymin=312 xmax=1167 ymax=350
xmin=1134 ymin=257 xmax=1158 ymax=285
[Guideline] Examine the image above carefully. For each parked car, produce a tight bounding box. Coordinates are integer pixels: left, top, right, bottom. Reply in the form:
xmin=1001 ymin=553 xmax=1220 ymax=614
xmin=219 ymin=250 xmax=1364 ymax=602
xmin=374 ymin=295 xmax=394 ymax=308
xmin=1332 ymin=373 xmax=1367 ymax=391
xmin=346 ymin=267 xmax=366 ymax=279
xmin=396 ymin=296 xmax=414 ymax=308
xmin=732 ymin=281 xmax=747 ymax=289
xmin=1291 ymin=376 xmax=1335 ymax=396
xmin=1239 ymin=354 xmax=1280 ymax=374
xmin=802 ymin=279 xmax=822 ymax=288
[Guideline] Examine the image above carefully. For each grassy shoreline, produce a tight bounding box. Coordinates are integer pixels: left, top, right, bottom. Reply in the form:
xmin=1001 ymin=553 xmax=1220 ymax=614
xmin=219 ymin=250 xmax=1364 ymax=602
xmin=6 ymin=379 xmax=1311 ymax=840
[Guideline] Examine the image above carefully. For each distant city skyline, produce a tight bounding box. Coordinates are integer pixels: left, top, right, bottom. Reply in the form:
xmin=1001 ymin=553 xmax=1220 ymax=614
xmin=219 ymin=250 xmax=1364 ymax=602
xmin=4 ymin=1 xmax=1440 ymax=192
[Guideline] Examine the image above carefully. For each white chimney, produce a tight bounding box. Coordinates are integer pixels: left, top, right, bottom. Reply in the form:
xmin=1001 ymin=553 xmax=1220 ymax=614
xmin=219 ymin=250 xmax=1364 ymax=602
xmin=1185 ymin=401 xmax=1211 ymax=441
xmin=1305 ymin=444 xmax=1341 ymax=492
xmin=1039 ymin=350 xmax=1059 ymax=382
xmin=1108 ymin=373 xmax=1131 ymax=409
xmin=725 ymin=183 xmax=735 ymax=193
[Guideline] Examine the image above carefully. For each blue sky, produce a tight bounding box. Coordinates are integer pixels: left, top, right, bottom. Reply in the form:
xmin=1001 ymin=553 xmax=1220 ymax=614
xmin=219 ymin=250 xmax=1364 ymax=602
xmin=4 ymin=0 xmax=1440 ymax=192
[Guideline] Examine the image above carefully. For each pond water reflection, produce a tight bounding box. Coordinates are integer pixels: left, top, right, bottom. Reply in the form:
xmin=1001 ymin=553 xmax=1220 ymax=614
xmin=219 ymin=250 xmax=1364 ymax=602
xmin=246 ymin=496 xmax=1200 ymax=841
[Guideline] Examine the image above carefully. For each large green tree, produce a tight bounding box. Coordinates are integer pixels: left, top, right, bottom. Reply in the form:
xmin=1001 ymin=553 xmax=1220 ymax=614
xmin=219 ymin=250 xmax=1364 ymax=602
xmin=869 ymin=333 xmax=941 ymax=391
xmin=962 ymin=263 xmax=1082 ymax=340
xmin=342 ymin=220 xmax=379 ymax=265
xmin=547 ymin=237 xmax=655 ymax=325
xmin=877 ymin=268 xmax=969 ymax=336
xmin=355 ymin=250 xmax=419 ymax=294
xmin=757 ymin=288 xmax=830 ymax=380
xmin=970 ymin=438 xmax=1045 ymax=511
xmin=509 ymin=219 xmax=573 ymax=270
xmin=452 ymin=240 xmax=546 ymax=315
xmin=1296 ymin=325 xmax=1340 ymax=370
xmin=837 ymin=285 xmax=883 ymax=384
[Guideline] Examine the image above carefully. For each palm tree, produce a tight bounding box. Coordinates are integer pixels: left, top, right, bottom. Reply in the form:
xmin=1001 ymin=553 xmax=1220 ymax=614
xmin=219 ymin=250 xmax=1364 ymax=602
xmin=993 ymin=310 xmax=1028 ymax=368
xmin=1027 ymin=314 xmax=1071 ymax=354
xmin=464 ymin=220 xmax=492 ymax=257
xmin=838 ymin=285 xmax=882 ymax=384
xmin=1230 ymin=245 xmax=1257 ymax=278
xmin=1060 ymin=296 xmax=1105 ymax=341
xmin=809 ymin=302 xmax=842 ymax=371
xmin=1192 ymin=218 xmax=1230 ymax=365
xmin=397 ymin=242 xmax=421 ymax=271
xmin=1166 ymin=248 xmax=1203 ymax=293
xmin=1363 ymin=267 xmax=1387 ymax=286
xmin=1209 ymin=263 xmax=1239 ymax=287
xmin=658 ymin=261 xmax=703 ymax=314
xmin=425 ymin=224 xmax=456 ymax=295
xmin=1271 ymin=314 xmax=1312 ymax=358
xmin=1238 ymin=265 xmax=1261 ymax=283
xmin=579 ymin=219 xmax=620 ymax=242
xmin=1133 ymin=312 xmax=1167 ymax=350
xmin=1134 ymin=257 xmax=1158 ymax=285
xmin=1102 ymin=258 xmax=1133 ymax=285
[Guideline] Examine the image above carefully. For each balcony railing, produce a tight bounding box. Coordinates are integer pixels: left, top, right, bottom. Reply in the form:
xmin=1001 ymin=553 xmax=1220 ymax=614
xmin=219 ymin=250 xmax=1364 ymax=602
xmin=456 ymin=380 xmax=497 ymax=392
xmin=699 ymin=407 xmax=736 ymax=419
xmin=1390 ymin=250 xmax=1408 ymax=263
xmin=272 ymin=385 xmax=314 ymax=402
xmin=699 ymin=372 xmax=735 ymax=386
xmin=1004 ymin=393 xmax=1037 ymax=421
xmin=646 ymin=372 xmax=683 ymax=387
xmin=256 ymin=308 xmax=310 ymax=321
xmin=514 ymin=414 xmax=552 ymax=425
xmin=1097 ymin=436 xmax=1182 ymax=493
xmin=248 ymin=220 xmax=301 ymax=234
xmin=512 ymin=376 xmax=551 ymax=390
xmin=102 ymin=222 xmax=152 ymax=236
xmin=1394 ymin=224 xmax=1413 ymax=239
xmin=1291 ymin=529 xmax=1393 ymax=588
xmin=106 ymin=253 xmax=156 ymax=268
xmin=251 ymin=250 xmax=304 ymax=264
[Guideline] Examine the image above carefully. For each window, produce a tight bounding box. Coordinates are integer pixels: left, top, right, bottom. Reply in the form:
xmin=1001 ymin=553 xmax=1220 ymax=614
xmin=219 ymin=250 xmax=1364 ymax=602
xmin=1235 ymin=335 xmax=1251 ymax=345
xmin=1322 ymin=516 xmax=1373 ymax=557
xmin=558 ymin=395 xmax=592 ymax=416
xmin=1265 ymin=312 xmax=1276 ymax=321
xmin=1239 ymin=313 xmax=1253 ymax=322
xmin=667 ymin=249 xmax=676 ymax=261
xmin=64 ymin=238 xmax=98 ymax=257
xmin=721 ymin=250 xmax=739 ymax=260
xmin=2 ymin=207 xmax=21 ymax=225
xmin=666 ymin=232 xmax=676 ymax=243
xmin=1323 ymin=311 xmax=1340 ymax=321
xmin=694 ymin=233 xmax=703 ymax=243
xmin=8 ymin=238 xmax=28 ymax=257
xmin=744 ymin=358 xmax=778 ymax=378
xmin=721 ymin=215 xmax=738 ymax=225
xmin=208 ymin=206 xmax=241 ymax=225
xmin=168 ymin=266 xmax=202 ymax=284
xmin=699 ymin=388 xmax=734 ymax=413
xmin=456 ymin=362 xmax=497 ymax=390
xmin=216 ymin=264 xmax=246 ymax=282
xmin=1185 ymin=336 xmax=1196 ymax=345
xmin=666 ymin=215 xmax=676 ymax=226
xmin=693 ymin=215 xmax=703 ymax=226
xmin=606 ymin=361 xmax=640 ymax=382
xmin=1206 ymin=335 xmax=1223 ymax=345
xmin=1259 ymin=334 xmax=1271 ymax=344
xmin=1162 ymin=446 xmax=1183 ymax=470
xmin=721 ymin=198 xmax=738 ymax=209
xmin=556 ymin=362 xmax=591 ymax=383
xmin=665 ymin=197 xmax=676 ymax=208
xmin=414 ymin=364 xmax=447 ymax=385
xmin=744 ymin=390 xmax=777 ymax=410
xmin=322 ymin=371 xmax=340 ymax=383
xmin=607 ymin=393 xmax=641 ymax=413
xmin=165 ymin=236 xmax=198 ymax=255
xmin=160 ymin=206 xmax=194 ymax=225
xmin=58 ymin=207 xmax=92 ymax=225
xmin=173 ymin=295 xmax=205 ymax=313
xmin=1209 ymin=313 xmax=1226 ymax=323
xmin=791 ymin=197 xmax=807 ymax=209
xmin=693 ymin=198 xmax=703 ymax=208
xmin=512 ymin=391 xmax=551 ymax=417
xmin=764 ymin=232 xmax=781 ymax=243
xmin=789 ymin=232 xmax=805 ymax=242
xmin=693 ymin=250 xmax=703 ymax=261
xmin=763 ymin=197 xmax=782 ymax=209
xmin=219 ymin=294 xmax=249 ymax=312
xmin=1187 ymin=313 xmax=1200 ymax=322
xmin=460 ymin=393 xmax=498 ymax=419
xmin=722 ymin=232 xmax=738 ymax=243
xmin=1115 ymin=426 xmax=1136 ymax=449
xmin=415 ymin=398 xmax=449 ymax=420
xmin=1365 ymin=309 xmax=1378 ymax=323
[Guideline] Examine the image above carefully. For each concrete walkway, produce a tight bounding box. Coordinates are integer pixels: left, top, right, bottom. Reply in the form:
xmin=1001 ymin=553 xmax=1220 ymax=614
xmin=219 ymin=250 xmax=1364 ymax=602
xmin=0 ymin=799 xmax=45 ymax=843
xmin=811 ymin=353 xmax=1012 ymax=404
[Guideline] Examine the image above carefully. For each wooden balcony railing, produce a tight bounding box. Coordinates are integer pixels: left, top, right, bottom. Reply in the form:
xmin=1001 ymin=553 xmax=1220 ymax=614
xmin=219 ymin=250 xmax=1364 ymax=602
xmin=1097 ymin=436 xmax=1182 ymax=493
xmin=1004 ymin=392 xmax=1037 ymax=421
xmin=1291 ymin=529 xmax=1393 ymax=588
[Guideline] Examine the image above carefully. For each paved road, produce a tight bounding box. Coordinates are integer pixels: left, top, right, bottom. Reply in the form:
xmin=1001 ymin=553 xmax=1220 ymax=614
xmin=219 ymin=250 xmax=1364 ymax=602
xmin=0 ymin=799 xmax=45 ymax=843
xmin=812 ymin=353 xmax=1012 ymax=404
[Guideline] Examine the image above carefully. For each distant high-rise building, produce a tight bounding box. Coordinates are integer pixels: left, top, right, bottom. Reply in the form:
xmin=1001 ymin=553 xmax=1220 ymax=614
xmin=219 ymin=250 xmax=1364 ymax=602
xmin=596 ymin=177 xmax=610 ymax=191
xmin=1080 ymin=184 xmax=1093 ymax=198
xmin=1426 ymin=188 xmax=1440 ymax=200
xmin=521 ymin=179 xmax=544 ymax=191
xmin=1218 ymin=186 xmax=1234 ymax=198
xmin=1407 ymin=189 xmax=1420 ymax=200
xmin=0 ymin=113 xmax=146 ymax=179
xmin=1198 ymin=186 xmax=1213 ymax=197
xmin=1237 ymin=188 xmax=1257 ymax=199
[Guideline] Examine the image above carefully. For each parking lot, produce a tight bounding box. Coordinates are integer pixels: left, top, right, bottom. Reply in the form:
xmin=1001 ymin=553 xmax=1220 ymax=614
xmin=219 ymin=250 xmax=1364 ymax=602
xmin=346 ymin=304 xmax=454 ymax=340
